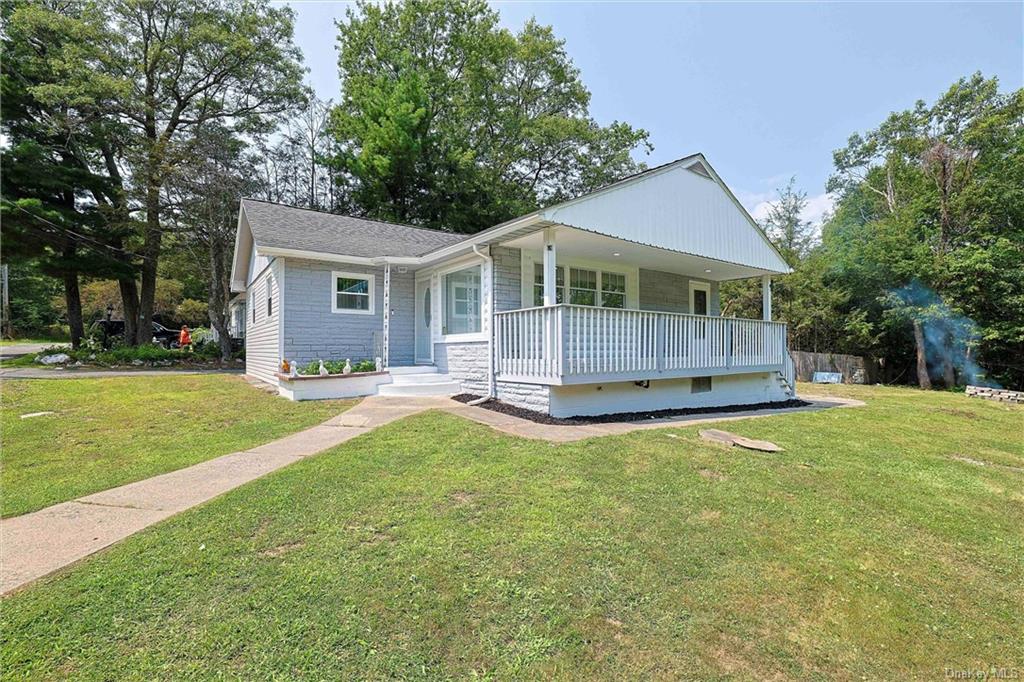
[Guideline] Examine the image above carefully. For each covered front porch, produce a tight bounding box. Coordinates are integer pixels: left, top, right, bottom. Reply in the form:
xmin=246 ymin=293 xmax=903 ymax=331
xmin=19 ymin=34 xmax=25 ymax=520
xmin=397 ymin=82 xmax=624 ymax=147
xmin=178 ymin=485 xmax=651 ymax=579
xmin=491 ymin=224 xmax=792 ymax=389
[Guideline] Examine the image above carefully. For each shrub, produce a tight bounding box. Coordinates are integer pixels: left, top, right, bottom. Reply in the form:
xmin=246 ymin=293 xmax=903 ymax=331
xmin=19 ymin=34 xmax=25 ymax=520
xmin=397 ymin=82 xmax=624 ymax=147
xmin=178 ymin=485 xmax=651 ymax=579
xmin=296 ymin=358 xmax=378 ymax=376
xmin=175 ymin=299 xmax=209 ymax=327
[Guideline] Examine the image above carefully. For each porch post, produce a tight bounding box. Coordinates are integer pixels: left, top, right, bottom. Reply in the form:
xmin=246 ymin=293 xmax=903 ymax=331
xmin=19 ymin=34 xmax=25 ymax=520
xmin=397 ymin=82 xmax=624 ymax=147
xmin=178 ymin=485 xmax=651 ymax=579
xmin=542 ymin=228 xmax=557 ymax=306
xmin=761 ymin=275 xmax=772 ymax=321
xmin=382 ymin=263 xmax=391 ymax=368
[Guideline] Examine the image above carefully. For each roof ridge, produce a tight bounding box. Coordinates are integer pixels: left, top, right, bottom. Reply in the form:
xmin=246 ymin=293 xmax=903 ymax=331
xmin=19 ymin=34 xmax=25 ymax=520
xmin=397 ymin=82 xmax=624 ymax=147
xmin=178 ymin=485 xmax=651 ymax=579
xmin=241 ymin=197 xmax=464 ymax=239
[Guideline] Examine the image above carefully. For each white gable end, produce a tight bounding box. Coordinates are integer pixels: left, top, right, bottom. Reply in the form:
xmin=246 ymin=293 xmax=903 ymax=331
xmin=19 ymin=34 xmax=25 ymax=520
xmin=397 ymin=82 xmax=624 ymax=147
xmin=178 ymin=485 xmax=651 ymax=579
xmin=541 ymin=159 xmax=790 ymax=273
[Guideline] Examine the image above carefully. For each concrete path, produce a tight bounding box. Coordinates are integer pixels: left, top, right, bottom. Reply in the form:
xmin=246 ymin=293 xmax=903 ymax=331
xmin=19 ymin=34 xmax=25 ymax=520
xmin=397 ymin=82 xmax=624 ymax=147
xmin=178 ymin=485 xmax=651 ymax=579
xmin=441 ymin=395 xmax=864 ymax=443
xmin=0 ymin=396 xmax=449 ymax=595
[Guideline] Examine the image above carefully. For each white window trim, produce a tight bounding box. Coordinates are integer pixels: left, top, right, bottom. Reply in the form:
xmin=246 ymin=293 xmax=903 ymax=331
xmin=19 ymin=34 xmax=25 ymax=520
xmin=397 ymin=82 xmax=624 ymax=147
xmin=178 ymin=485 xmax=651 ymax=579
xmin=689 ymin=280 xmax=711 ymax=316
xmin=331 ymin=270 xmax=375 ymax=315
xmin=439 ymin=261 xmax=487 ymax=342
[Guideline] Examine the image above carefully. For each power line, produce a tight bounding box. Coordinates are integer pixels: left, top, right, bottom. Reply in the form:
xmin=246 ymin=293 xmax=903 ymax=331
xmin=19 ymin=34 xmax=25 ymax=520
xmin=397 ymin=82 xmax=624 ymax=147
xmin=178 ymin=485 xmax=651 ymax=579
xmin=9 ymin=204 xmax=143 ymax=260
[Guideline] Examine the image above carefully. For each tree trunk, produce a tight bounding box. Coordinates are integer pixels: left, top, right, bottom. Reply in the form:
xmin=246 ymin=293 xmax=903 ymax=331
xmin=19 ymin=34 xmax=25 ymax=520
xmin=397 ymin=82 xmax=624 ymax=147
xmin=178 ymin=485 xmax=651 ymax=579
xmin=941 ymin=329 xmax=956 ymax=388
xmin=136 ymin=182 xmax=162 ymax=345
xmin=62 ymin=260 xmax=84 ymax=350
xmin=119 ymin=278 xmax=140 ymax=346
xmin=913 ymin=319 xmax=932 ymax=389
xmin=207 ymin=235 xmax=233 ymax=361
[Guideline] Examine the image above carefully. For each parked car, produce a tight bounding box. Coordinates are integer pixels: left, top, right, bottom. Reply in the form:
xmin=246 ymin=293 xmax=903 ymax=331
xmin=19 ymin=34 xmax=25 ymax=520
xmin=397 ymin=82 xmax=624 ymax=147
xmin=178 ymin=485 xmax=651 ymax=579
xmin=92 ymin=320 xmax=181 ymax=348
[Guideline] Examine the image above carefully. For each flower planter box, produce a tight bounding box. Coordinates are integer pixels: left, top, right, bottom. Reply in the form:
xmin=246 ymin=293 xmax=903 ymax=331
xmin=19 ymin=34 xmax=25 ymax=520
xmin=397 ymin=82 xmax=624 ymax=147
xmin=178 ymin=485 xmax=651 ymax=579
xmin=275 ymin=371 xmax=391 ymax=401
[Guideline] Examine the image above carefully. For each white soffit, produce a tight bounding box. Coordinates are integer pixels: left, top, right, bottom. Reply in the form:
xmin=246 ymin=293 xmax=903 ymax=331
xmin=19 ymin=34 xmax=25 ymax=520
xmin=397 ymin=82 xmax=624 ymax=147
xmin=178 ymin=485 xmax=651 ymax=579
xmin=539 ymin=159 xmax=790 ymax=274
xmin=503 ymin=227 xmax=774 ymax=280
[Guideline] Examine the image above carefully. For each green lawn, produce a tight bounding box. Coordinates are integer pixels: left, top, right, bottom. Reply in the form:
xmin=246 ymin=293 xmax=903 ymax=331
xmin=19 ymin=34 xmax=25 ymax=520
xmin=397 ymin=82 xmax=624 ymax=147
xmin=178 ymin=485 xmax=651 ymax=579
xmin=2 ymin=384 xmax=1022 ymax=679
xmin=0 ymin=375 xmax=352 ymax=517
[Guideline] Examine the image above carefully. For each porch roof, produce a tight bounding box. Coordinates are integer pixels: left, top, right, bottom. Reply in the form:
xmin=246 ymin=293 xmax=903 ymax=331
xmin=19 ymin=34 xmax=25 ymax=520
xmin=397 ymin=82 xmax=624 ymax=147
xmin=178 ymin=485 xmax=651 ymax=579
xmin=502 ymin=224 xmax=778 ymax=281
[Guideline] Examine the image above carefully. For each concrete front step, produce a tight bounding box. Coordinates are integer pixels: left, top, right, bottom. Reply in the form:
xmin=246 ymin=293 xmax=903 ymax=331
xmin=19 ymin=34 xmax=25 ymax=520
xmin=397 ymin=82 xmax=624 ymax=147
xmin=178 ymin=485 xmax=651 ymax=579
xmin=390 ymin=373 xmax=458 ymax=386
xmin=388 ymin=365 xmax=438 ymax=376
xmin=377 ymin=380 xmax=462 ymax=397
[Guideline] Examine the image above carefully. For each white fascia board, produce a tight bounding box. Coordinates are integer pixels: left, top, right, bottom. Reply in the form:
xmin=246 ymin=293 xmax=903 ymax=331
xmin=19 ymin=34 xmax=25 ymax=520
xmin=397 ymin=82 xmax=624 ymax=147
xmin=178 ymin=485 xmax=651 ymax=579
xmin=411 ymin=213 xmax=546 ymax=265
xmin=255 ymin=246 xmax=419 ymax=267
xmin=229 ymin=205 xmax=253 ymax=292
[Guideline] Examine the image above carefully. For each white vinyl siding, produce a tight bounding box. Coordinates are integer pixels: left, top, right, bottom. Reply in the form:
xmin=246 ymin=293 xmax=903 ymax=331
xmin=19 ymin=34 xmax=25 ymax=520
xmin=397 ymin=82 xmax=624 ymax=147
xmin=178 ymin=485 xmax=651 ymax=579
xmin=244 ymin=259 xmax=282 ymax=384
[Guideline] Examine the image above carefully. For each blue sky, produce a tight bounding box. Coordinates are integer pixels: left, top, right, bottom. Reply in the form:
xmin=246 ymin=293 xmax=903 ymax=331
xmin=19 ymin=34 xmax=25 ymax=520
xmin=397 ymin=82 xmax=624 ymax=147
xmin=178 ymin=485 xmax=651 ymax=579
xmin=282 ymin=1 xmax=1022 ymax=224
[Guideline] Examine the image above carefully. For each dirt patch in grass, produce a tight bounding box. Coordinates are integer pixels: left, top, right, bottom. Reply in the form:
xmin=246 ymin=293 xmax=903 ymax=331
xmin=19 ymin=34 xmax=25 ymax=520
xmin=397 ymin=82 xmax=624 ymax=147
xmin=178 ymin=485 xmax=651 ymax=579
xmin=935 ymin=407 xmax=981 ymax=420
xmin=448 ymin=490 xmax=476 ymax=506
xmin=698 ymin=468 xmax=728 ymax=481
xmin=260 ymin=541 xmax=304 ymax=558
xmin=452 ymin=394 xmax=810 ymax=425
xmin=951 ymin=454 xmax=1024 ymax=473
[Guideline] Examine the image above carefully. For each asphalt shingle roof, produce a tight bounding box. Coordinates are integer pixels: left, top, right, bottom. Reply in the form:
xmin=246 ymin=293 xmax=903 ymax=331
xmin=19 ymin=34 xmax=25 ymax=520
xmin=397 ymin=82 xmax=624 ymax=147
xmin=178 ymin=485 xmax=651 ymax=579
xmin=241 ymin=198 xmax=468 ymax=259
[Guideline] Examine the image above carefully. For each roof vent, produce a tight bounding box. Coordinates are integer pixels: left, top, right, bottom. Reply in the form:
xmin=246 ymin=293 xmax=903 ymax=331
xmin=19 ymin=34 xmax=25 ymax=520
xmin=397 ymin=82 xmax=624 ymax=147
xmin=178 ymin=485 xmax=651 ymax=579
xmin=685 ymin=161 xmax=712 ymax=179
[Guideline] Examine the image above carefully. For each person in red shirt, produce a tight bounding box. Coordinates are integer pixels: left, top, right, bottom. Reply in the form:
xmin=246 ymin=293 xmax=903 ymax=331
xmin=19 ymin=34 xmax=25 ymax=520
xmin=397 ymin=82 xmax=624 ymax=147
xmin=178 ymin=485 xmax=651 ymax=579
xmin=179 ymin=325 xmax=192 ymax=352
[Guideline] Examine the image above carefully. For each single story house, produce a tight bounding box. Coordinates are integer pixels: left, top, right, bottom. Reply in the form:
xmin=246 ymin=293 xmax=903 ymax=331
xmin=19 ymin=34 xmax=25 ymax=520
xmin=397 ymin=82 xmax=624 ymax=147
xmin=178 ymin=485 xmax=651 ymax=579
xmin=230 ymin=153 xmax=795 ymax=417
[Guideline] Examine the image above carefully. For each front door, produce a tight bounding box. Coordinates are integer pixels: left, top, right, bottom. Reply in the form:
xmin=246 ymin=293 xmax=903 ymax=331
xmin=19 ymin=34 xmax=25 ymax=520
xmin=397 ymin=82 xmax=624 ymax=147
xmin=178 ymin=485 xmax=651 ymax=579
xmin=415 ymin=278 xmax=432 ymax=363
xmin=689 ymin=281 xmax=711 ymax=362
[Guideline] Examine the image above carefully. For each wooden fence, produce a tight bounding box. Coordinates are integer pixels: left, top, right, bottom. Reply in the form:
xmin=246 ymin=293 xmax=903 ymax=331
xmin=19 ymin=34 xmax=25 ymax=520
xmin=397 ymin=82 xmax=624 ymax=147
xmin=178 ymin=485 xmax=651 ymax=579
xmin=790 ymin=350 xmax=875 ymax=384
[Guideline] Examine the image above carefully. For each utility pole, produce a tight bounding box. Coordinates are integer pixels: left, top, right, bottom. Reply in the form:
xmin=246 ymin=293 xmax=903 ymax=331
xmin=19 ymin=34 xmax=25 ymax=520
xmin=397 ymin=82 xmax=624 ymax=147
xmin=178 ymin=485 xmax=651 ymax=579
xmin=1 ymin=263 xmax=11 ymax=339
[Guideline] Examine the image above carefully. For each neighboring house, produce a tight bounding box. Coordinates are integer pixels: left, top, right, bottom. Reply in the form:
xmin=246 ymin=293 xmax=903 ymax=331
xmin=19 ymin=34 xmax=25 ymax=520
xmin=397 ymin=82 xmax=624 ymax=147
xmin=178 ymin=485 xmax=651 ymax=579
xmin=230 ymin=154 xmax=795 ymax=417
xmin=227 ymin=293 xmax=246 ymax=339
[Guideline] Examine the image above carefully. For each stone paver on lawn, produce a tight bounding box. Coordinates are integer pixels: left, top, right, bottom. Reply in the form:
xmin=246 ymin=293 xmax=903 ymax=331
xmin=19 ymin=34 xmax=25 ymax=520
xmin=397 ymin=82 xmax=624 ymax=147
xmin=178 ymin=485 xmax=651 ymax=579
xmin=0 ymin=396 xmax=449 ymax=595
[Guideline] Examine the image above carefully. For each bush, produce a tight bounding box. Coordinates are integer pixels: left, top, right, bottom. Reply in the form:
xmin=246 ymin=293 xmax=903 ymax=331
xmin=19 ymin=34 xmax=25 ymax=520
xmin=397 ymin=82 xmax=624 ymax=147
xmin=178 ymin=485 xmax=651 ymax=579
xmin=296 ymin=358 xmax=378 ymax=376
xmin=33 ymin=342 xmax=225 ymax=366
xmin=175 ymin=299 xmax=209 ymax=327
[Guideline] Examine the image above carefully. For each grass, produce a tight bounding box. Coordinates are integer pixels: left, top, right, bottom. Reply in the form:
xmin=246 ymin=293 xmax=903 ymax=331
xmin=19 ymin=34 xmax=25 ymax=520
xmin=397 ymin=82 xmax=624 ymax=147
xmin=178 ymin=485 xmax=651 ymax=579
xmin=2 ymin=384 xmax=1022 ymax=679
xmin=0 ymin=375 xmax=352 ymax=517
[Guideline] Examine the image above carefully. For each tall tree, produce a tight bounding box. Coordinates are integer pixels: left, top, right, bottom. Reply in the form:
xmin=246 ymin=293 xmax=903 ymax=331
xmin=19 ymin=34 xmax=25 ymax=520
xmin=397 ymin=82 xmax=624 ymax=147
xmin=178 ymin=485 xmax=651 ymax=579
xmin=762 ymin=177 xmax=817 ymax=266
xmin=23 ymin=0 xmax=306 ymax=344
xmin=1 ymin=0 xmax=133 ymax=348
xmin=329 ymin=0 xmax=652 ymax=233
xmin=824 ymin=74 xmax=1024 ymax=388
xmin=166 ymin=126 xmax=256 ymax=359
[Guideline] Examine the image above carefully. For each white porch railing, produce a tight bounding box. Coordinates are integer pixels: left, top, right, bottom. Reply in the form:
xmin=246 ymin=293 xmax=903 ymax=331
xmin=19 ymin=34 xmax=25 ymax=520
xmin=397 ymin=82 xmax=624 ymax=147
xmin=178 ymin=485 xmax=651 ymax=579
xmin=493 ymin=304 xmax=789 ymax=384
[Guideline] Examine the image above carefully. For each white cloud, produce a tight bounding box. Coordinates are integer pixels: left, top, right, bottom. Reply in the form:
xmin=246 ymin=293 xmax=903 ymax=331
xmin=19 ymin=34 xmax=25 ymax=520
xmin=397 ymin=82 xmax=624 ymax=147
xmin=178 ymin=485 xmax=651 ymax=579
xmin=744 ymin=191 xmax=835 ymax=230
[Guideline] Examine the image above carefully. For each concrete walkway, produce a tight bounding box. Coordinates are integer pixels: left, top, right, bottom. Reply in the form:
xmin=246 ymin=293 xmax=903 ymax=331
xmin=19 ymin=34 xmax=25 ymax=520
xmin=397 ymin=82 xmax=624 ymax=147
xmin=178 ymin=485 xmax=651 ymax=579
xmin=0 ymin=396 xmax=449 ymax=595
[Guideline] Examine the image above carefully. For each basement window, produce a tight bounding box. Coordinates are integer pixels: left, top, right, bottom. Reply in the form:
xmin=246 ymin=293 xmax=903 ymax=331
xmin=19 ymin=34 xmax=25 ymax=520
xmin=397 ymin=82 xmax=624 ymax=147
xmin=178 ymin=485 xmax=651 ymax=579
xmin=691 ymin=376 xmax=712 ymax=393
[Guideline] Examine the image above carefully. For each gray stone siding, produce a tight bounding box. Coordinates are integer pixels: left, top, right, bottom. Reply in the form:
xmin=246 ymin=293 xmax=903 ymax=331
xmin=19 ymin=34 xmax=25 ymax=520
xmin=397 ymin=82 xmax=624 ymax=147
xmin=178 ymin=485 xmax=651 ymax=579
xmin=492 ymin=246 xmax=522 ymax=312
xmin=638 ymin=269 xmax=720 ymax=315
xmin=434 ymin=340 xmax=549 ymax=412
xmin=433 ymin=341 xmax=489 ymax=394
xmin=282 ymin=258 xmax=384 ymax=366
xmin=494 ymin=381 xmax=550 ymax=413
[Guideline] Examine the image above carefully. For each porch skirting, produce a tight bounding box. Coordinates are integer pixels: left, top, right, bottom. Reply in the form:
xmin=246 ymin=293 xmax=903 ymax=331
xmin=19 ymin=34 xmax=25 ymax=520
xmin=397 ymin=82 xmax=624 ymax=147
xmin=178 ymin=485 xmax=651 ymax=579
xmin=433 ymin=341 xmax=788 ymax=418
xmin=547 ymin=372 xmax=788 ymax=418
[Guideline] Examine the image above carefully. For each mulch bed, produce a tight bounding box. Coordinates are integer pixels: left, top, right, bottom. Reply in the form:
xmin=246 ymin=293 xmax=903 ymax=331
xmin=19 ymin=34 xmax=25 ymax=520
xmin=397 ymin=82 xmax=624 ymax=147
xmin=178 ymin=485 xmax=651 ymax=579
xmin=452 ymin=393 xmax=811 ymax=426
